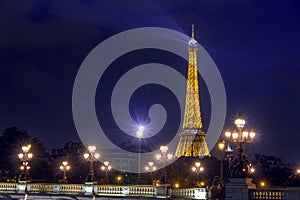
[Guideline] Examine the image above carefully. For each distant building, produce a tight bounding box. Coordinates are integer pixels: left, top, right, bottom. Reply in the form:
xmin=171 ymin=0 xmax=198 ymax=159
xmin=254 ymin=154 xmax=285 ymax=171
xmin=48 ymin=141 xmax=85 ymax=160
xmin=100 ymin=149 xmax=137 ymax=172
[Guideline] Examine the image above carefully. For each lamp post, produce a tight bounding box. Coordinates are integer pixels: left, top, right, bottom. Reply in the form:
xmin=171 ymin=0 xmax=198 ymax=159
xmin=116 ymin=175 xmax=122 ymax=185
xmin=145 ymin=161 xmax=157 ymax=184
xmin=218 ymin=141 xmax=225 ymax=181
xmin=101 ymin=161 xmax=112 ymax=184
xmin=18 ymin=145 xmax=33 ymax=182
xmin=60 ymin=161 xmax=70 ymax=183
xmin=84 ymin=145 xmax=100 ymax=183
xmin=156 ymin=145 xmax=173 ymax=185
xmin=192 ymin=161 xmax=204 ymax=185
xmin=136 ymin=126 xmax=144 ymax=184
xmin=224 ymin=113 xmax=256 ymax=178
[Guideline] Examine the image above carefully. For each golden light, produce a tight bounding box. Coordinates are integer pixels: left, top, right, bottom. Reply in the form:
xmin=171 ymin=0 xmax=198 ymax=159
xmin=192 ymin=167 xmax=196 ymax=172
xmin=117 ymin=176 xmax=122 ymax=181
xmin=249 ymin=131 xmax=256 ymax=139
xmin=101 ymin=166 xmax=105 ymax=170
xmin=20 ymin=166 xmax=25 ymax=170
xmin=156 ymin=154 xmax=162 ymax=160
xmin=296 ymin=168 xmax=300 ymax=174
xmin=88 ymin=145 xmax=96 ymax=153
xmin=174 ymin=183 xmax=179 ymax=188
xmin=218 ymin=141 xmax=225 ymax=151
xmin=260 ymin=181 xmax=265 ymax=187
xmin=145 ymin=166 xmax=149 ymax=171
xmin=232 ymin=132 xmax=239 ymax=139
xmin=84 ymin=153 xmax=89 ymax=159
xmin=195 ymin=162 xmax=201 ymax=168
xmin=200 ymin=182 xmax=205 ymax=186
xmin=104 ymin=161 xmax=109 ymax=166
xmin=22 ymin=145 xmax=30 ymax=152
xmin=225 ymin=131 xmax=231 ymax=138
xmin=62 ymin=161 xmax=68 ymax=166
xmin=250 ymin=167 xmax=255 ymax=173
xmin=94 ymin=153 xmax=100 ymax=159
xmin=60 ymin=166 xmax=64 ymax=170
xmin=200 ymin=167 xmax=204 ymax=172
xmin=160 ymin=145 xmax=168 ymax=153
xmin=234 ymin=115 xmax=246 ymax=128
xmin=148 ymin=162 xmax=154 ymax=167
xmin=136 ymin=131 xmax=143 ymax=139
xmin=18 ymin=153 xmax=24 ymax=159
xmin=167 ymin=153 xmax=173 ymax=160
xmin=66 ymin=166 xmax=70 ymax=170
xmin=242 ymin=131 xmax=249 ymax=138
xmin=28 ymin=153 xmax=33 ymax=159
xmin=153 ymin=166 xmax=157 ymax=171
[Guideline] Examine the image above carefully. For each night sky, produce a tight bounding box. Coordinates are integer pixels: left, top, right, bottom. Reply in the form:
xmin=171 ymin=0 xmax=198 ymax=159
xmin=0 ymin=1 xmax=299 ymax=163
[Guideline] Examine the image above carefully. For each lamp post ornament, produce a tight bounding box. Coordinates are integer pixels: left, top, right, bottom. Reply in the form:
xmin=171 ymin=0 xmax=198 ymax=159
xmin=224 ymin=113 xmax=256 ymax=178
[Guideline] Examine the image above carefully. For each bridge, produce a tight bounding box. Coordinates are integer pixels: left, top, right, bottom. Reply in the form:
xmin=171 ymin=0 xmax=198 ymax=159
xmin=1 ymin=181 xmax=300 ymax=199
xmin=0 ymin=182 xmax=207 ymax=199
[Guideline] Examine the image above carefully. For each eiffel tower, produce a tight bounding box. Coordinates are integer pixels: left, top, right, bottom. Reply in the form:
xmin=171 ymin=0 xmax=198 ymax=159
xmin=174 ymin=25 xmax=210 ymax=157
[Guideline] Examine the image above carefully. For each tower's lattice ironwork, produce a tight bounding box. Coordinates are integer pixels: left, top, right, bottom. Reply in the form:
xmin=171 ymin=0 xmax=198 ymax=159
xmin=175 ymin=25 xmax=210 ymax=157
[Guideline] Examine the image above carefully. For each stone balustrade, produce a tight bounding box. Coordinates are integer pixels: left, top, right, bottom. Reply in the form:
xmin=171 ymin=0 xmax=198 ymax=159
xmin=0 ymin=182 xmax=207 ymax=199
xmin=249 ymin=188 xmax=285 ymax=199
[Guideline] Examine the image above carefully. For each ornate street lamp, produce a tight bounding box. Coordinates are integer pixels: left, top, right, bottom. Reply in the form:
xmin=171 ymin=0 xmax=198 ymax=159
xmin=84 ymin=145 xmax=100 ymax=182
xmin=101 ymin=161 xmax=112 ymax=184
xmin=18 ymin=145 xmax=33 ymax=182
xmin=116 ymin=175 xmax=122 ymax=185
xmin=60 ymin=161 xmax=70 ymax=183
xmin=145 ymin=161 xmax=157 ymax=184
xmin=218 ymin=141 xmax=225 ymax=181
xmin=224 ymin=113 xmax=256 ymax=178
xmin=192 ymin=161 xmax=204 ymax=185
xmin=156 ymin=145 xmax=173 ymax=185
xmin=136 ymin=126 xmax=144 ymax=184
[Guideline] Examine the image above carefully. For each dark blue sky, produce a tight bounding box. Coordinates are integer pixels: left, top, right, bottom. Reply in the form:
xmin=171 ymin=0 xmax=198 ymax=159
xmin=0 ymin=0 xmax=299 ymax=162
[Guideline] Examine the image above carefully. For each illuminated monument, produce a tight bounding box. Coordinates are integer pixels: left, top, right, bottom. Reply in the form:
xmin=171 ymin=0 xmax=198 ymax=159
xmin=174 ymin=25 xmax=210 ymax=157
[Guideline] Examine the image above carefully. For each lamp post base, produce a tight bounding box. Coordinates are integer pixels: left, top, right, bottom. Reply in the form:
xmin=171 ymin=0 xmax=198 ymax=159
xmin=225 ymin=178 xmax=256 ymax=200
xmin=156 ymin=184 xmax=171 ymax=198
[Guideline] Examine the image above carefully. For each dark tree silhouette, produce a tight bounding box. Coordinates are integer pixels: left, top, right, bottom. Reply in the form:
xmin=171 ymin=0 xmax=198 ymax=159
xmin=0 ymin=127 xmax=50 ymax=182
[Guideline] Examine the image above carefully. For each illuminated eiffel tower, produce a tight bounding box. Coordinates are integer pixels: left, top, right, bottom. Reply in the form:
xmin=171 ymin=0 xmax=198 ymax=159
xmin=174 ymin=25 xmax=210 ymax=157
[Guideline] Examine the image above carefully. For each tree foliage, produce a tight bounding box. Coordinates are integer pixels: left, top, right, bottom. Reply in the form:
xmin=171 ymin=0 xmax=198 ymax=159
xmin=0 ymin=127 xmax=48 ymax=181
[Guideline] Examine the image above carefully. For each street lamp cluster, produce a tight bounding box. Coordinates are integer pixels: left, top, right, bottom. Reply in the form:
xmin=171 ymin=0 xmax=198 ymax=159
xmin=224 ymin=113 xmax=256 ymax=178
xmin=101 ymin=161 xmax=112 ymax=184
xmin=60 ymin=161 xmax=70 ymax=183
xmin=18 ymin=145 xmax=33 ymax=182
xmin=192 ymin=162 xmax=204 ymax=173
xmin=145 ymin=161 xmax=156 ymax=172
xmin=156 ymin=145 xmax=173 ymax=184
xmin=84 ymin=145 xmax=100 ymax=183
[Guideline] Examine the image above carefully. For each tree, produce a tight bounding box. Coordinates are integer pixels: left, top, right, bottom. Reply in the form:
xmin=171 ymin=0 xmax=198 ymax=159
xmin=0 ymin=127 xmax=50 ymax=181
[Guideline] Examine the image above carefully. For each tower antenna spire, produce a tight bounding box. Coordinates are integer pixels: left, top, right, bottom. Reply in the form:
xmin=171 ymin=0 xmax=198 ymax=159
xmin=192 ymin=24 xmax=195 ymax=38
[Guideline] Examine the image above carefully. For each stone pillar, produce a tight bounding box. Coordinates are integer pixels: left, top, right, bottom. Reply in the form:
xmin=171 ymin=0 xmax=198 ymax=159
xmin=16 ymin=181 xmax=27 ymax=194
xmin=156 ymin=184 xmax=171 ymax=198
xmin=83 ymin=182 xmax=94 ymax=196
xmin=225 ymin=178 xmax=256 ymax=200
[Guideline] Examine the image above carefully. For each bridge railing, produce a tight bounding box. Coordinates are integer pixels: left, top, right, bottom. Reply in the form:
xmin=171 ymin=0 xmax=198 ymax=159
xmin=0 ymin=183 xmax=16 ymax=193
xmin=249 ymin=188 xmax=285 ymax=200
xmin=172 ymin=188 xmax=207 ymax=199
xmin=0 ymin=182 xmax=207 ymax=199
